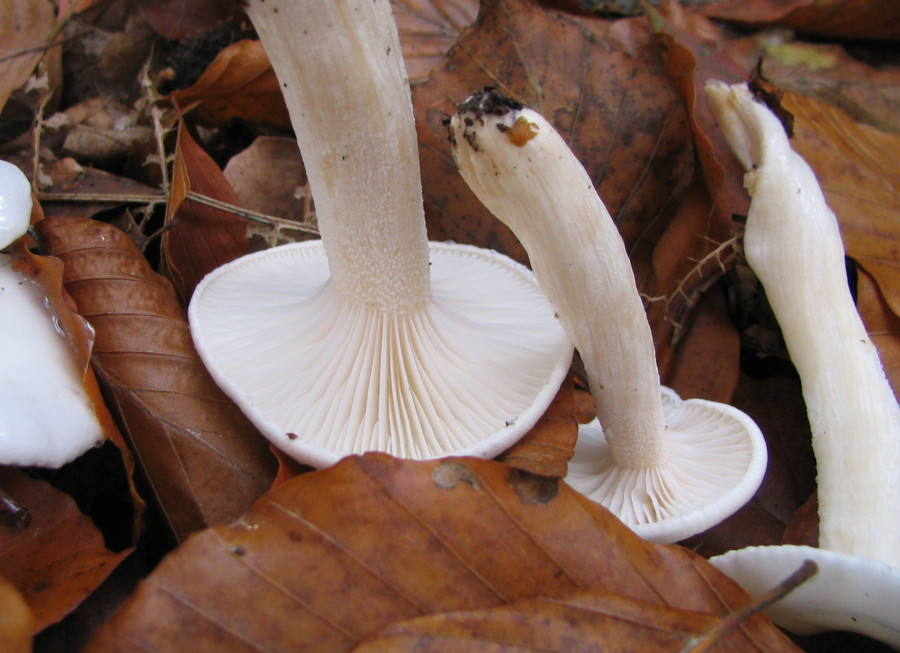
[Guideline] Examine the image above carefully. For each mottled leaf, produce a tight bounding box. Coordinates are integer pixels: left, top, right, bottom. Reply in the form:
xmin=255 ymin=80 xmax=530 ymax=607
xmin=85 ymin=455 xmax=798 ymax=652
xmin=36 ymin=217 xmax=277 ymax=542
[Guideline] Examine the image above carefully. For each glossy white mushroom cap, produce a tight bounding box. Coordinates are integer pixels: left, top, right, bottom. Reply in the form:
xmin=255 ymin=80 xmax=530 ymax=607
xmin=1 ymin=162 xmax=104 ymax=467
xmin=189 ymin=240 xmax=572 ymax=468
xmin=566 ymin=387 xmax=767 ymax=543
xmin=0 ymin=160 xmax=32 ymax=249
xmin=711 ymin=546 xmax=900 ymax=648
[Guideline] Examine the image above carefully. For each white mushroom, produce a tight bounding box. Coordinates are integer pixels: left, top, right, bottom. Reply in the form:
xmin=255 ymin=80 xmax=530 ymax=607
xmin=1 ymin=160 xmax=104 ymax=467
xmin=449 ymin=89 xmax=767 ymax=543
xmin=705 ymin=80 xmax=900 ymax=647
xmin=188 ymin=0 xmax=571 ymax=468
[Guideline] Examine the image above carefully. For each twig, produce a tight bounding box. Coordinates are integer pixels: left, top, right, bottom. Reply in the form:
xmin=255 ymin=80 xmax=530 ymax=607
xmin=681 ymin=559 xmax=818 ymax=653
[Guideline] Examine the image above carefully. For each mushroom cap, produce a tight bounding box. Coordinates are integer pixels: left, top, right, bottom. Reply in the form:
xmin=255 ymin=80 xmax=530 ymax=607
xmin=0 ymin=160 xmax=32 ymax=250
xmin=1 ymin=253 xmax=104 ymax=467
xmin=189 ymin=240 xmax=572 ymax=468
xmin=711 ymin=545 xmax=900 ymax=648
xmin=565 ymin=386 xmax=767 ymax=543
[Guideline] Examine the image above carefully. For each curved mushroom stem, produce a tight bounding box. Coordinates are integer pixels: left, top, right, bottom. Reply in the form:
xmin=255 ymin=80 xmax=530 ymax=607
xmin=705 ymin=81 xmax=900 ymax=567
xmin=245 ymin=0 xmax=430 ymax=314
xmin=449 ymin=91 xmax=665 ymax=469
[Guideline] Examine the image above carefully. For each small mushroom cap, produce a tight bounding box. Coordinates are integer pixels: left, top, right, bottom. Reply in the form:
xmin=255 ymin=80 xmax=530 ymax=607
xmin=1 ymin=254 xmax=104 ymax=467
xmin=711 ymin=545 xmax=900 ymax=648
xmin=189 ymin=240 xmax=572 ymax=468
xmin=565 ymin=386 xmax=767 ymax=543
xmin=0 ymin=161 xmax=32 ymax=250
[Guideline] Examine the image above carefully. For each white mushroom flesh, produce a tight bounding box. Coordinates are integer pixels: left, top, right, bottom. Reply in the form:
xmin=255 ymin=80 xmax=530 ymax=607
xmin=705 ymin=80 xmax=900 ymax=567
xmin=1 ymin=162 xmax=104 ymax=467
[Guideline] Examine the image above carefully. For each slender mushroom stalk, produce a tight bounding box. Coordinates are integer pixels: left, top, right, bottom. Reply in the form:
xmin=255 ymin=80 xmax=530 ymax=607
xmin=449 ymin=89 xmax=766 ymax=542
xmin=706 ymin=80 xmax=900 ymax=646
xmin=1 ymin=160 xmax=104 ymax=467
xmin=188 ymin=1 xmax=572 ymax=467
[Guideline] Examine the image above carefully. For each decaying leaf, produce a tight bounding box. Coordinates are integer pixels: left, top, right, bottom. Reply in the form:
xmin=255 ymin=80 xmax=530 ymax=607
xmin=0 ymin=467 xmax=131 ymax=633
xmin=393 ymin=0 xmax=478 ymax=83
xmin=0 ymin=0 xmax=55 ymax=113
xmin=0 ymin=572 xmax=32 ymax=653
xmin=699 ymin=0 xmax=900 ymax=41
xmin=166 ymin=39 xmax=290 ymax=129
xmin=162 ymin=120 xmax=252 ymax=304
xmin=85 ymin=454 xmax=799 ymax=652
xmin=36 ymin=216 xmax=277 ymax=542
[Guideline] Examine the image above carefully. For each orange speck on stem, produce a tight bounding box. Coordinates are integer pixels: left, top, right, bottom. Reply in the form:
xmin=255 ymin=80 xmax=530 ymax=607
xmin=505 ymin=116 xmax=539 ymax=147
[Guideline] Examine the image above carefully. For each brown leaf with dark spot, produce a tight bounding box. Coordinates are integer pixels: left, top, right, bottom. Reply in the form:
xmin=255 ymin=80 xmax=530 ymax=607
xmin=0 ymin=468 xmax=131 ymax=633
xmin=35 ymin=217 xmax=277 ymax=542
xmin=414 ymin=0 xmax=694 ymax=267
xmin=85 ymin=455 xmax=799 ymax=652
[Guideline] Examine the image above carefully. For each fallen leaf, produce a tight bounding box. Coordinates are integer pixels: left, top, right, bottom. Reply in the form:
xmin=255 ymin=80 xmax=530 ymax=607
xmin=414 ymin=0 xmax=694 ymax=266
xmin=496 ymin=373 xmax=576 ymax=478
xmin=352 ymin=587 xmax=793 ymax=652
xmin=0 ymin=573 xmax=32 ymax=653
xmin=166 ymin=39 xmax=290 ymax=129
xmin=0 ymin=0 xmax=55 ymax=113
xmin=161 ymin=120 xmax=251 ymax=304
xmin=36 ymin=216 xmax=278 ymax=542
xmin=85 ymin=454 xmax=799 ymax=652
xmin=699 ymin=0 xmax=900 ymax=41
xmin=392 ymin=0 xmax=478 ymax=83
xmin=137 ymin=0 xmax=243 ymax=41
xmin=0 ymin=468 xmax=131 ymax=633
xmin=222 ymin=135 xmax=319 ymax=248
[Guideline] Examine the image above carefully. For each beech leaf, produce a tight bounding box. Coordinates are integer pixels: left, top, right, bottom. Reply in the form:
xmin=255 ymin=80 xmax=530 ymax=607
xmin=162 ymin=121 xmax=252 ymax=304
xmin=166 ymin=39 xmax=290 ymax=129
xmin=35 ymin=216 xmax=277 ymax=542
xmin=0 ymin=468 xmax=131 ymax=633
xmin=85 ymin=455 xmax=798 ymax=652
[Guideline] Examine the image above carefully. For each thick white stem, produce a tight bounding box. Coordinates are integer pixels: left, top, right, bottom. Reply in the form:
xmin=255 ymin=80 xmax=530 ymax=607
xmin=706 ymin=81 xmax=900 ymax=567
xmin=450 ymin=95 xmax=665 ymax=468
xmin=245 ymin=0 xmax=430 ymax=314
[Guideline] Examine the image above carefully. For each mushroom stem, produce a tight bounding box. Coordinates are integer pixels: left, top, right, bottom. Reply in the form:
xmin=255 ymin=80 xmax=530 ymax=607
xmin=245 ymin=0 xmax=430 ymax=314
xmin=705 ymin=81 xmax=900 ymax=567
xmin=450 ymin=92 xmax=665 ymax=468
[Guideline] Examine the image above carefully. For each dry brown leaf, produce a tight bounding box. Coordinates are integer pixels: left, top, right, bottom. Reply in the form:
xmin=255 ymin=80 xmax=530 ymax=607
xmin=699 ymin=0 xmax=900 ymax=41
xmin=85 ymin=454 xmax=799 ymax=652
xmin=162 ymin=120 xmax=251 ymax=304
xmin=0 ymin=468 xmax=131 ymax=633
xmin=137 ymin=0 xmax=243 ymax=41
xmin=0 ymin=573 xmax=33 ymax=653
xmin=0 ymin=0 xmax=55 ymax=113
xmin=36 ymin=216 xmax=277 ymax=542
xmin=414 ymin=0 xmax=694 ymax=266
xmin=393 ymin=0 xmax=478 ymax=82
xmin=352 ymin=588 xmax=788 ymax=652
xmin=166 ymin=39 xmax=290 ymax=129
xmin=496 ymin=373 xmax=576 ymax=478
xmin=222 ymin=135 xmax=319 ymax=248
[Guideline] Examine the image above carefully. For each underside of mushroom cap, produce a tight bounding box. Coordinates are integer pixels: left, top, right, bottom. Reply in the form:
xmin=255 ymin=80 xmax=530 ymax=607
xmin=711 ymin=545 xmax=900 ymax=648
xmin=189 ymin=240 xmax=572 ymax=468
xmin=565 ymin=386 xmax=767 ymax=543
